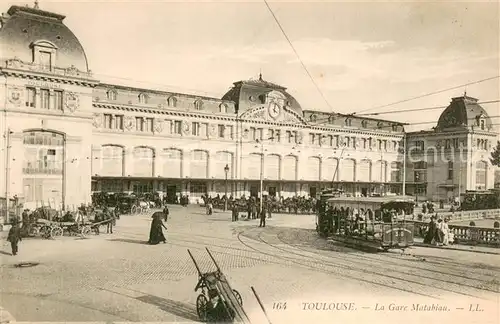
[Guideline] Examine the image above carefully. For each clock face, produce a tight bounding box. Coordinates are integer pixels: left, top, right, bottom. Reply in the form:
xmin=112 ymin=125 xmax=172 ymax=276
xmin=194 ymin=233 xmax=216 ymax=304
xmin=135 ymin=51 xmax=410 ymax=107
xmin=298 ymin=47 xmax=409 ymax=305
xmin=268 ymin=102 xmax=281 ymax=119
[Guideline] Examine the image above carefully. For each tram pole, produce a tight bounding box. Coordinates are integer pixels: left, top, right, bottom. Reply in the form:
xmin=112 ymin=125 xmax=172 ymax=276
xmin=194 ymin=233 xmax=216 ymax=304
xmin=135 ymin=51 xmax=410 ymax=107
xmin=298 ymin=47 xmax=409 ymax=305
xmin=402 ymin=132 xmax=407 ymax=196
xmin=4 ymin=128 xmax=12 ymax=223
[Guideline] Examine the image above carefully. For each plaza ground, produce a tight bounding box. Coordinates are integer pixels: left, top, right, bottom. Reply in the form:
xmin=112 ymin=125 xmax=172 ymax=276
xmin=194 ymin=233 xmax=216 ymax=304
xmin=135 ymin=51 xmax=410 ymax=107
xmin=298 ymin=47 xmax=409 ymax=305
xmin=0 ymin=206 xmax=498 ymax=324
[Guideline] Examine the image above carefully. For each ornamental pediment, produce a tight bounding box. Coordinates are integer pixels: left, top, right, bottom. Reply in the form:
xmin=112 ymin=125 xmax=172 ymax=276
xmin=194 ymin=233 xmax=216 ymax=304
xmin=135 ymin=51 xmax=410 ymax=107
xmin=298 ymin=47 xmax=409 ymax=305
xmin=240 ymin=105 xmax=307 ymax=125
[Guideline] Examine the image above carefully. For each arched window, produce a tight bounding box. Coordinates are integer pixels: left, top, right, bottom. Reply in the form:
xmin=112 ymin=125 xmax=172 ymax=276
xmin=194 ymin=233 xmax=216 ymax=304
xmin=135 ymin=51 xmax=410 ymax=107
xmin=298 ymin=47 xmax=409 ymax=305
xmin=190 ymin=150 xmax=208 ymax=178
xmin=328 ymin=115 xmax=335 ymax=124
xmin=101 ymin=145 xmax=124 ymax=176
xmin=219 ymin=103 xmax=227 ymax=113
xmin=390 ymin=162 xmax=401 ymax=182
xmin=340 ymin=159 xmax=355 ymax=182
xmin=132 ymin=147 xmax=154 ymax=177
xmin=22 ymin=130 xmax=64 ymax=204
xmin=475 ymin=161 xmax=488 ymax=190
xmin=138 ymin=93 xmax=148 ymax=104
xmin=373 ymin=160 xmax=387 ymax=182
xmin=107 ymin=90 xmax=117 ymax=101
xmin=194 ymin=99 xmax=203 ymax=110
xmin=345 ymin=118 xmax=352 ymax=127
xmin=31 ymin=40 xmax=57 ymax=71
xmin=162 ymin=148 xmax=182 ymax=178
xmin=214 ymin=151 xmax=233 ymax=179
xmin=265 ymin=154 xmax=280 ymax=180
xmin=361 ymin=120 xmax=368 ymax=128
xmin=310 ymin=114 xmax=317 ymax=122
xmin=306 ymin=157 xmax=321 ymax=181
xmin=167 ymin=96 xmax=177 ymax=107
xmin=322 ymin=157 xmax=339 ymax=182
xmin=282 ymin=155 xmax=297 ymax=180
xmin=243 ymin=153 xmax=262 ymax=179
xmin=358 ymin=159 xmax=371 ymax=182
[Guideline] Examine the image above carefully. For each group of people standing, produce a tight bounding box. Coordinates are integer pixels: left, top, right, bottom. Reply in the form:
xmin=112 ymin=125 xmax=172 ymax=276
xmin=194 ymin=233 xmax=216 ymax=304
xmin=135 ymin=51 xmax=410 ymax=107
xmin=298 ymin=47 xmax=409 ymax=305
xmin=424 ymin=216 xmax=452 ymax=246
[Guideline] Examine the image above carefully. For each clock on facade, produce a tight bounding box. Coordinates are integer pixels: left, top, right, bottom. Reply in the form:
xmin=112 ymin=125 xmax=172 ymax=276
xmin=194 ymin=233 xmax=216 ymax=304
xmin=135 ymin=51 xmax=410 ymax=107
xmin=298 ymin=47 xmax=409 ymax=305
xmin=268 ymin=102 xmax=281 ymax=119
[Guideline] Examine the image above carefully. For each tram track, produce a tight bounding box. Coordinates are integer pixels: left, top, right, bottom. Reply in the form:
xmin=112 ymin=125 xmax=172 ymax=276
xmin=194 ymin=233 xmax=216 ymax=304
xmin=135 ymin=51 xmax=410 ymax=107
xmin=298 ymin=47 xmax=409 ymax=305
xmin=270 ymin=230 xmax=499 ymax=297
xmin=275 ymin=229 xmax=498 ymax=285
xmin=235 ymin=230 xmax=439 ymax=299
xmin=237 ymin=228 xmax=494 ymax=300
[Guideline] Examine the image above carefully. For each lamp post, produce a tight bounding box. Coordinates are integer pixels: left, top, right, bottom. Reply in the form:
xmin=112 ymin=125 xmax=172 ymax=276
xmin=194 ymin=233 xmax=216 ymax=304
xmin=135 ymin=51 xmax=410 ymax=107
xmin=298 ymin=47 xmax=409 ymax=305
xmin=4 ymin=128 xmax=12 ymax=223
xmin=224 ymin=164 xmax=229 ymax=211
xmin=255 ymin=137 xmax=273 ymax=215
xmin=331 ymin=143 xmax=347 ymax=189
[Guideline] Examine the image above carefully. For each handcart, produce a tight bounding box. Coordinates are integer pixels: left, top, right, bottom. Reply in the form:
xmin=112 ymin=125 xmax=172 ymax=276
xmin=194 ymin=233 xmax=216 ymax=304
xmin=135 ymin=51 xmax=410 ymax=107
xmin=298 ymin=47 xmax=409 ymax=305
xmin=188 ymin=248 xmax=250 ymax=323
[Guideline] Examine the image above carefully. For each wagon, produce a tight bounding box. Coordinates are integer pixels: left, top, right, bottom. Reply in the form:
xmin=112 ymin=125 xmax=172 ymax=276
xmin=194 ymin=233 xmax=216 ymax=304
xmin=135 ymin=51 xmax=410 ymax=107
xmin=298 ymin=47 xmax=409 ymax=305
xmin=188 ymin=248 xmax=250 ymax=323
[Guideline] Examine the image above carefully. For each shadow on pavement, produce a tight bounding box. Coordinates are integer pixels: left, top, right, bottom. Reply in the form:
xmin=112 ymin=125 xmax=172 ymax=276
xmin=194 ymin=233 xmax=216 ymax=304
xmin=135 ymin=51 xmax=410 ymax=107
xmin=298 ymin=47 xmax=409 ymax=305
xmin=0 ymin=250 xmax=12 ymax=256
xmin=136 ymin=295 xmax=199 ymax=322
xmin=107 ymin=238 xmax=149 ymax=245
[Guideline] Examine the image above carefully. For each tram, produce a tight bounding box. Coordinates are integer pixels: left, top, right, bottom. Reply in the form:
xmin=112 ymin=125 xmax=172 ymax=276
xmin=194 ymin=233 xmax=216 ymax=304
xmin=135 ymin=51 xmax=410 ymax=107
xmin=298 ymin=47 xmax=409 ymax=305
xmin=317 ymin=193 xmax=415 ymax=251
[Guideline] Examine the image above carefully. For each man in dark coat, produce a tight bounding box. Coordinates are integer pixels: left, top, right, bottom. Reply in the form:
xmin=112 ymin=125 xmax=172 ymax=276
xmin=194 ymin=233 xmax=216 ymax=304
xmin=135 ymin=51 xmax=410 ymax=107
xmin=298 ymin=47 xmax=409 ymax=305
xmin=231 ymin=205 xmax=238 ymax=222
xmin=163 ymin=205 xmax=169 ymax=222
xmin=259 ymin=204 xmax=267 ymax=227
xmin=7 ymin=220 xmax=22 ymax=256
xmin=424 ymin=216 xmax=437 ymax=244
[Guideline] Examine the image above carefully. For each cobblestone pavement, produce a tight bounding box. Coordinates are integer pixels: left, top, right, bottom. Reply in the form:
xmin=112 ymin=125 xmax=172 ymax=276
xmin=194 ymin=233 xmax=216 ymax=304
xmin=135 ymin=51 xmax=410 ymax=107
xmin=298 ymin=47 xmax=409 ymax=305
xmin=0 ymin=206 xmax=498 ymax=324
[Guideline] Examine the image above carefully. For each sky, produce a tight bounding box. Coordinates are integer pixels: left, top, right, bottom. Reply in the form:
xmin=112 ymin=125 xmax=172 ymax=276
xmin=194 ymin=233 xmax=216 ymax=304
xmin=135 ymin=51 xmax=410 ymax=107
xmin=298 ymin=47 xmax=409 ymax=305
xmin=4 ymin=0 xmax=500 ymax=131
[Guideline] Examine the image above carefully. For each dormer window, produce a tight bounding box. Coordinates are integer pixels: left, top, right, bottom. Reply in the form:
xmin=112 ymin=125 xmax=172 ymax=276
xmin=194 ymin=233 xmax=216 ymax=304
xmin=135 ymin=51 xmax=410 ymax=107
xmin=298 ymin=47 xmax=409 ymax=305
xmin=138 ymin=93 xmax=148 ymax=104
xmin=167 ymin=96 xmax=177 ymax=107
xmin=477 ymin=114 xmax=486 ymax=130
xmin=310 ymin=114 xmax=317 ymax=122
xmin=328 ymin=115 xmax=335 ymax=124
xmin=31 ymin=40 xmax=58 ymax=71
xmin=259 ymin=94 xmax=267 ymax=104
xmin=377 ymin=122 xmax=383 ymax=129
xmin=392 ymin=124 xmax=398 ymax=131
xmin=194 ymin=99 xmax=203 ymax=110
xmin=345 ymin=118 xmax=352 ymax=127
xmin=219 ymin=103 xmax=227 ymax=113
xmin=361 ymin=120 xmax=368 ymax=128
xmin=107 ymin=90 xmax=117 ymax=101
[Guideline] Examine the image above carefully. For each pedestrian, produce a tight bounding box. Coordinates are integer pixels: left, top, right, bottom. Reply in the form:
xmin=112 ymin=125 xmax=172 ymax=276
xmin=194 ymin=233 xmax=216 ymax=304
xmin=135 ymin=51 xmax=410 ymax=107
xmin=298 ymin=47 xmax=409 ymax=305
xmin=231 ymin=204 xmax=238 ymax=222
xmin=423 ymin=216 xmax=436 ymax=244
xmin=442 ymin=218 xmax=450 ymax=246
xmin=163 ymin=205 xmax=169 ymax=222
xmin=148 ymin=212 xmax=167 ymax=244
xmin=259 ymin=204 xmax=267 ymax=227
xmin=7 ymin=220 xmax=22 ymax=256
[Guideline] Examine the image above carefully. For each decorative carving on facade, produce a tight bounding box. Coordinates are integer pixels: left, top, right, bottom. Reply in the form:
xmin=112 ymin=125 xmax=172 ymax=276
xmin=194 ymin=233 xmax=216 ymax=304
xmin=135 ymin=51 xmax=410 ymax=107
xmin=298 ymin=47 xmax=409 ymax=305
xmin=320 ymin=135 xmax=328 ymax=146
xmin=242 ymin=128 xmax=249 ymax=139
xmin=64 ymin=92 xmax=80 ymax=113
xmin=153 ymin=119 xmax=164 ymax=133
xmin=436 ymin=140 xmax=442 ymax=148
xmin=181 ymin=120 xmax=190 ymax=135
xmin=355 ymin=137 xmax=361 ymax=148
xmin=296 ymin=131 xmax=304 ymax=144
xmin=5 ymin=57 xmax=22 ymax=69
xmin=208 ymin=124 xmax=218 ymax=138
xmin=124 ymin=116 xmax=135 ymax=131
xmin=65 ymin=65 xmax=79 ymax=76
xmin=7 ymin=86 xmax=23 ymax=106
xmin=92 ymin=113 xmax=102 ymax=128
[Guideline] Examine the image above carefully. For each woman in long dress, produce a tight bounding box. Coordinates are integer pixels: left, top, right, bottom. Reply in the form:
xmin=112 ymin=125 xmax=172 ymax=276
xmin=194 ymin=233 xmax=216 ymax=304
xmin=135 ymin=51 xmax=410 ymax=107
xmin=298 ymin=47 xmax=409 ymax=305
xmin=148 ymin=212 xmax=167 ymax=244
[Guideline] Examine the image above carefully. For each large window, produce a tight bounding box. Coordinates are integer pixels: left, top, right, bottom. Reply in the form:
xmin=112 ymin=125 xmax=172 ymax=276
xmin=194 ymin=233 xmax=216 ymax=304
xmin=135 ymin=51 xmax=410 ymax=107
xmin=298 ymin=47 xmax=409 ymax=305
xmin=475 ymin=161 xmax=487 ymax=190
xmin=322 ymin=157 xmax=339 ymax=182
xmin=358 ymin=160 xmax=371 ymax=182
xmin=162 ymin=149 xmax=182 ymax=178
xmin=25 ymin=88 xmax=35 ymax=107
xmin=101 ymin=145 xmax=124 ymax=176
xmin=283 ymin=155 xmax=297 ymax=180
xmin=22 ymin=130 xmax=64 ymax=205
xmin=448 ymin=161 xmax=454 ymax=180
xmin=190 ymin=181 xmax=207 ymax=198
xmin=54 ymin=91 xmax=63 ymax=110
xmin=265 ymin=154 xmax=280 ymax=180
xmin=340 ymin=159 xmax=355 ymax=182
xmin=306 ymin=157 xmax=321 ymax=181
xmin=190 ymin=150 xmax=208 ymax=178
xmin=41 ymin=89 xmax=49 ymax=109
xmin=214 ymin=151 xmax=233 ymax=179
xmin=132 ymin=147 xmax=154 ymax=177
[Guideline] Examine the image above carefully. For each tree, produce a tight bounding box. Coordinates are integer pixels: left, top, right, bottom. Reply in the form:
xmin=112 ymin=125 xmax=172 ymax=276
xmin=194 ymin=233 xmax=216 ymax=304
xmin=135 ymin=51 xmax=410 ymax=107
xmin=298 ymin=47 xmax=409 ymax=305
xmin=490 ymin=141 xmax=500 ymax=167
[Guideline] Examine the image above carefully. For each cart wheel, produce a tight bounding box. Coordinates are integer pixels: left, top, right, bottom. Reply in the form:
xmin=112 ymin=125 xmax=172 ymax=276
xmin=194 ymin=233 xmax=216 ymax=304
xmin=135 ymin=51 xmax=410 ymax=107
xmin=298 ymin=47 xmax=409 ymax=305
xmin=50 ymin=226 xmax=63 ymax=238
xmin=29 ymin=226 xmax=39 ymax=236
xmin=80 ymin=225 xmax=91 ymax=237
xmin=131 ymin=205 xmax=137 ymax=214
xmin=196 ymin=294 xmax=209 ymax=322
xmin=232 ymin=289 xmax=243 ymax=306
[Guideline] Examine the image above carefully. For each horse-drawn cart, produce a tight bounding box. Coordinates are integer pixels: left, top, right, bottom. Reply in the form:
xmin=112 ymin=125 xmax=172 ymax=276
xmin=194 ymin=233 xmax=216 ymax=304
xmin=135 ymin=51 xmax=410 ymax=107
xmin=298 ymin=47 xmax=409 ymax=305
xmin=188 ymin=248 xmax=250 ymax=323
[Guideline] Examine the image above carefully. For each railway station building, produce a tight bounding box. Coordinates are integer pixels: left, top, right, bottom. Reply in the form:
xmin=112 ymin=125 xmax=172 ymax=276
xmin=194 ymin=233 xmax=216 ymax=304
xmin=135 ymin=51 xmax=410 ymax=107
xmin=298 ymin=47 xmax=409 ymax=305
xmin=0 ymin=4 xmax=498 ymax=209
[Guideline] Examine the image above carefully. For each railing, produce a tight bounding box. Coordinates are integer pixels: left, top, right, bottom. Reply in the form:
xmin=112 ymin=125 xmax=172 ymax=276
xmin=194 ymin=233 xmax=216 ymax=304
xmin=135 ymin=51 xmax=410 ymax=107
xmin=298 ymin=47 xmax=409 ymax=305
xmin=412 ymin=221 xmax=500 ymax=247
xmin=23 ymin=167 xmax=63 ymax=175
xmin=413 ymin=209 xmax=500 ymax=222
xmin=4 ymin=59 xmax=94 ymax=79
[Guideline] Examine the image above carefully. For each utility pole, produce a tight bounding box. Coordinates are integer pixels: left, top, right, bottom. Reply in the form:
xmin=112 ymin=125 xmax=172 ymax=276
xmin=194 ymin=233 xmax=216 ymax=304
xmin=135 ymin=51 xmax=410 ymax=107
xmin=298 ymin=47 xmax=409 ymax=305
xmin=4 ymin=128 xmax=12 ymax=222
xmin=259 ymin=140 xmax=264 ymax=214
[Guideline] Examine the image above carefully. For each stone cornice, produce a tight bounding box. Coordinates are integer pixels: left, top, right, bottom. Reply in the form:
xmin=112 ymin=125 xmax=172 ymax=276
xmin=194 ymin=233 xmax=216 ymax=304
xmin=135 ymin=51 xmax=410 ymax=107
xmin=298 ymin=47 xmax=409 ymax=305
xmin=1 ymin=68 xmax=98 ymax=87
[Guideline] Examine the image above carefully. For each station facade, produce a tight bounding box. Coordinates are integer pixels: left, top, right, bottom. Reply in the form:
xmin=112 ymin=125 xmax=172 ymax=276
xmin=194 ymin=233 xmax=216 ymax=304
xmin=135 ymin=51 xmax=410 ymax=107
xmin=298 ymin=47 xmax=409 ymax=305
xmin=0 ymin=4 xmax=497 ymax=209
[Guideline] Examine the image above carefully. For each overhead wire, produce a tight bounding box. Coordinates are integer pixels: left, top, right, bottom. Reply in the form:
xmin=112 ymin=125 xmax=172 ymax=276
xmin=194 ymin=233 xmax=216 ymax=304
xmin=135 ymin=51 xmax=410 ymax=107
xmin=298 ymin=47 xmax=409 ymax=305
xmin=352 ymin=75 xmax=500 ymax=115
xmin=262 ymin=0 xmax=334 ymax=112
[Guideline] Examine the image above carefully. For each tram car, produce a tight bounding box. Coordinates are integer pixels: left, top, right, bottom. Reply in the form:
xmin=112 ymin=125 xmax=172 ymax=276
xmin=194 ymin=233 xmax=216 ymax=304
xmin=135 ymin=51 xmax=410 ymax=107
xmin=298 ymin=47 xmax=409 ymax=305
xmin=317 ymin=195 xmax=415 ymax=251
xmin=460 ymin=190 xmax=500 ymax=211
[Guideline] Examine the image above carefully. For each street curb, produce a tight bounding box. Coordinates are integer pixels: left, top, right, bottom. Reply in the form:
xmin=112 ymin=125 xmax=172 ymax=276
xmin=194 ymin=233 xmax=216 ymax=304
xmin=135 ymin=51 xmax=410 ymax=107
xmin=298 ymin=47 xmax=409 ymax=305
xmin=413 ymin=243 xmax=500 ymax=255
xmin=0 ymin=306 xmax=16 ymax=323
